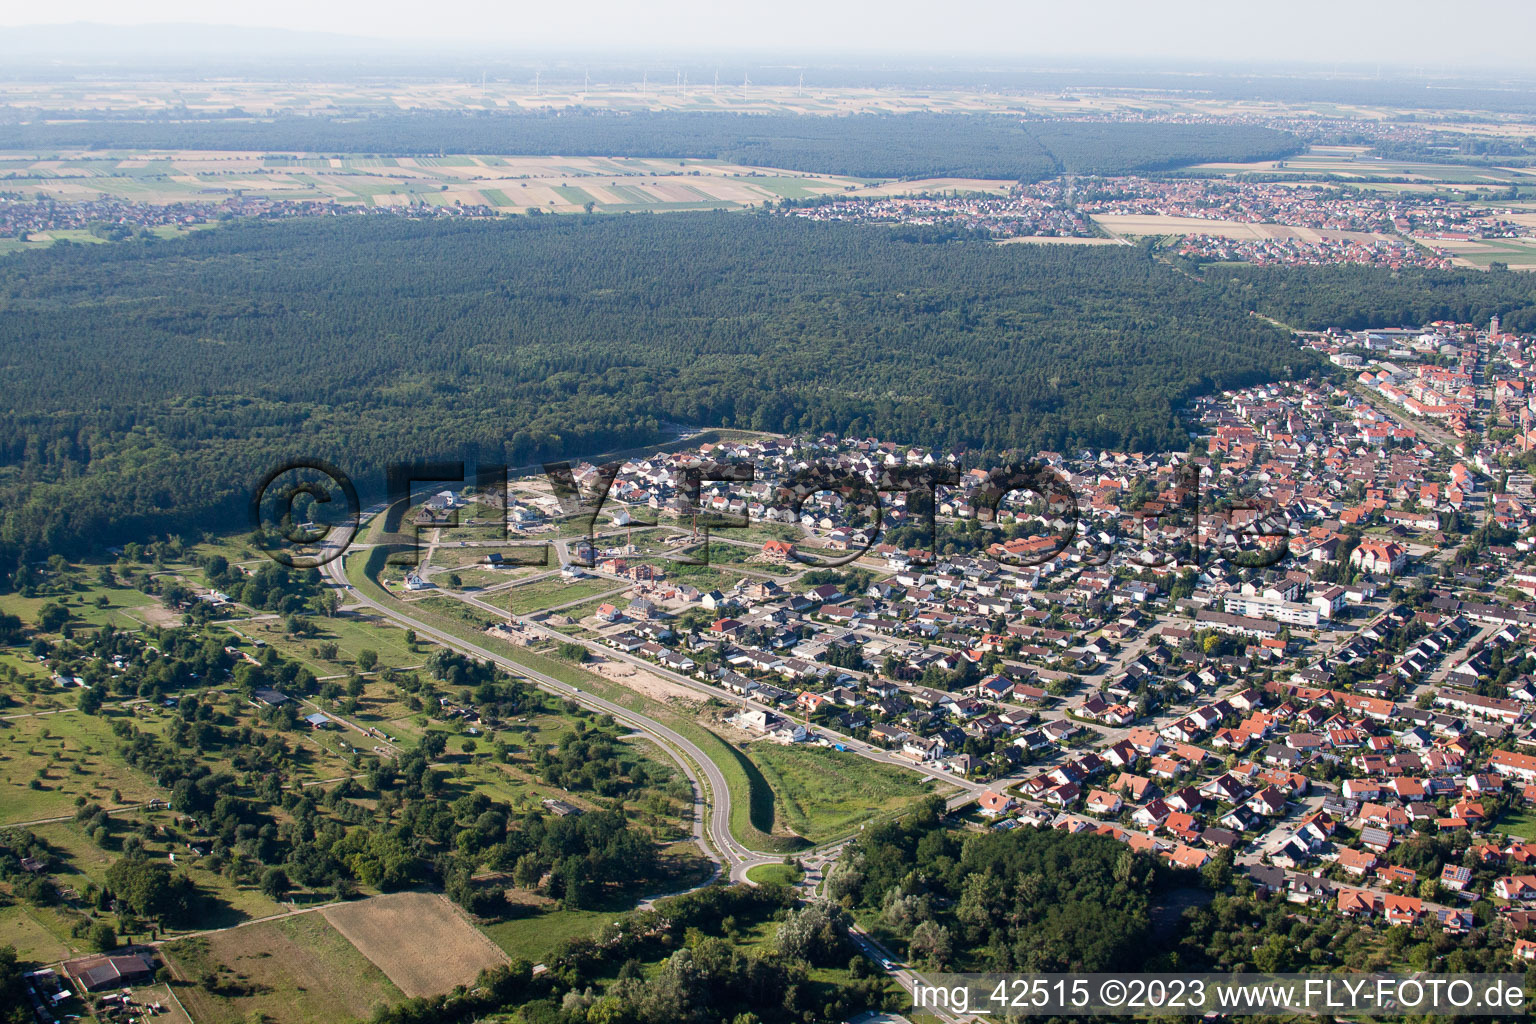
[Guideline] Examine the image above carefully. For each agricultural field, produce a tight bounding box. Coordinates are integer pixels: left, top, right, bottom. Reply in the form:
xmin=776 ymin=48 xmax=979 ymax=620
xmin=164 ymin=912 xmax=405 ymax=1024
xmin=1091 ymin=214 xmax=1395 ymax=245
xmin=0 ymin=79 xmax=1045 ymax=118
xmin=0 ymin=150 xmax=863 ymax=213
xmin=1191 ymin=146 xmax=1536 ymax=190
xmin=1423 ymin=234 xmax=1536 ymax=269
xmin=321 ymin=892 xmax=509 ymax=997
xmin=0 ymin=75 xmax=1430 ymax=123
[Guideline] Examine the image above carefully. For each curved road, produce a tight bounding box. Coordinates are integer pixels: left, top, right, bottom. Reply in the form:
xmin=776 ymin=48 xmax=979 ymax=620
xmin=449 ymin=584 xmax=986 ymax=802
xmin=319 ymin=547 xmax=783 ymax=881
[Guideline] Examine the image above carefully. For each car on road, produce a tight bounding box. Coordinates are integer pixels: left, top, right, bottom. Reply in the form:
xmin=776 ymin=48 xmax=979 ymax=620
xmin=880 ymin=959 xmax=895 ymax=971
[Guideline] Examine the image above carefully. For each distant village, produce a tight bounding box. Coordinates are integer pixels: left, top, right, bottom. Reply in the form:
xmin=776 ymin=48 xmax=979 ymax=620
xmin=781 ymin=178 xmax=1092 ymax=239
xmin=785 ymin=173 xmax=1527 ymax=269
xmin=0 ymin=192 xmax=502 ymax=241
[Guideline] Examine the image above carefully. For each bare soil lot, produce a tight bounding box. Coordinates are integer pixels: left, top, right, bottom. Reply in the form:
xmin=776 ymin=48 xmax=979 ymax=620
xmin=322 ymin=892 xmax=508 ymax=997
xmin=589 ymin=655 xmax=705 ymax=706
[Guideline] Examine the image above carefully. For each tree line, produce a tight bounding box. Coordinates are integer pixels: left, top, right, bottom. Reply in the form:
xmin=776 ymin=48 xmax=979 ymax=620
xmin=1200 ymin=262 xmax=1536 ymax=332
xmin=823 ymin=796 xmax=1177 ymax=973
xmin=0 ymin=212 xmax=1313 ymax=563
xmin=0 ymin=112 xmax=1300 ymax=181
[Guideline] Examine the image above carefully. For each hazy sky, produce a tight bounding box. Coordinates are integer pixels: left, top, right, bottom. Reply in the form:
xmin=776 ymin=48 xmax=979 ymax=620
xmin=5 ymin=1 xmax=1534 ymax=69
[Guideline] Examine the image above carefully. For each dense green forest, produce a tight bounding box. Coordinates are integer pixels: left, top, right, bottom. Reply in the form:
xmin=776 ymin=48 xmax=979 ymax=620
xmin=0 ymin=213 xmax=1311 ymax=559
xmin=821 ymin=804 xmax=1527 ymax=978
xmin=824 ymin=799 xmax=1176 ymax=972
xmin=0 ymin=112 xmax=1300 ymax=180
xmin=1202 ymin=263 xmax=1536 ymax=331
